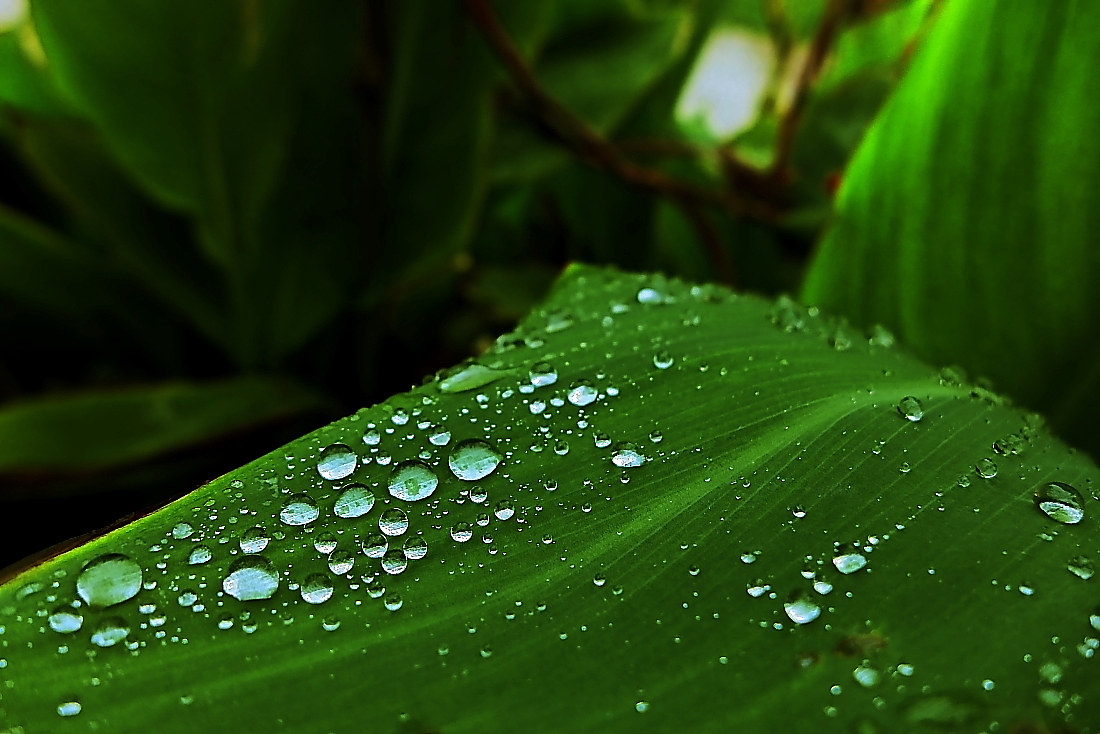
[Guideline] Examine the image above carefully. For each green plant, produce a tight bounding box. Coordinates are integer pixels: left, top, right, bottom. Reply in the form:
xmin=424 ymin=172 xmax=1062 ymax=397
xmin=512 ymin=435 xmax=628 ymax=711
xmin=1 ymin=0 xmax=1098 ymax=732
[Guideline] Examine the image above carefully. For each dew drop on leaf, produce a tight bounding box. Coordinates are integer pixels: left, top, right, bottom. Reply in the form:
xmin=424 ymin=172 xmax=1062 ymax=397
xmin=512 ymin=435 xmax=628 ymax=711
xmin=897 ymin=396 xmax=924 ymax=422
xmin=832 ymin=545 xmax=868 ymax=574
xmin=322 ymin=615 xmax=340 ymax=632
xmin=328 ymin=550 xmax=355 ymax=575
xmin=381 ymin=549 xmax=408 ymax=575
xmin=975 ymin=458 xmax=997 ymax=479
xmin=450 ymin=523 xmax=473 ymax=542
xmin=653 ymin=350 xmax=674 ymax=369
xmin=333 ymin=483 xmax=375 ymax=519
xmin=853 ymin=664 xmax=882 ymax=688
xmin=188 ymin=545 xmax=212 ymax=565
xmin=240 ymin=526 xmax=270 ymax=554
xmin=90 ymin=617 xmax=130 ymax=647
xmin=428 ymin=426 xmax=451 ymax=446
xmin=76 ymin=554 xmax=142 ymax=608
xmin=378 ymin=508 xmax=409 ymax=537
xmin=594 ymin=433 xmax=611 ymax=449
xmin=317 ymin=443 xmax=358 ymax=480
xmin=1035 ymin=482 xmax=1085 ymax=524
xmin=279 ymin=494 xmax=319 ymax=526
xmin=313 ymin=531 xmax=338 ymax=555
xmin=493 ymin=499 xmax=514 ymax=520
xmin=439 ymin=363 xmax=506 ymax=393
xmin=529 ymin=362 xmax=558 ymax=388
xmin=222 ymin=556 xmax=279 ymax=601
xmin=362 ymin=427 xmax=381 ymax=446
xmin=48 ymin=608 xmax=83 ymax=634
xmin=403 ymin=537 xmax=428 ymax=560
xmin=384 ymin=594 xmax=403 ymax=611
xmin=57 ymin=700 xmax=81 ymax=717
xmin=783 ymin=590 xmax=821 ymax=624
xmin=567 ymin=379 xmax=598 ymax=407
xmin=1067 ymin=555 xmax=1093 ymax=580
xmin=448 ymin=439 xmax=502 ymax=481
xmin=611 ymin=442 xmax=646 ymax=468
xmin=301 ymin=574 xmax=334 ymax=604
xmin=362 ymin=532 xmax=388 ymax=557
xmin=388 ymin=460 xmax=439 ymax=502
xmin=171 ymin=522 xmax=194 ymax=540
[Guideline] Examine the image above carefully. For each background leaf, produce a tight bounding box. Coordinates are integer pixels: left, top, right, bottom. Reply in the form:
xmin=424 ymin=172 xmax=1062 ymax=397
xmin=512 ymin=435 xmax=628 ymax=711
xmin=2 ymin=267 xmax=1097 ymax=731
xmin=801 ymin=1 xmax=1100 ymax=458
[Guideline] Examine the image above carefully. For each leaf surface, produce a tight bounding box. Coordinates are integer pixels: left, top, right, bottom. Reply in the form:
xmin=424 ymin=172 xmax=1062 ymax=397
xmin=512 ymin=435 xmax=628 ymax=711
xmin=2 ymin=267 xmax=1098 ymax=732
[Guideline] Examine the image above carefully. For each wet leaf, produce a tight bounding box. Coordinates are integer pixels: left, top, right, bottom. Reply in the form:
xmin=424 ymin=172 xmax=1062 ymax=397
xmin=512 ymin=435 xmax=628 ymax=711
xmin=2 ymin=266 xmax=1098 ymax=731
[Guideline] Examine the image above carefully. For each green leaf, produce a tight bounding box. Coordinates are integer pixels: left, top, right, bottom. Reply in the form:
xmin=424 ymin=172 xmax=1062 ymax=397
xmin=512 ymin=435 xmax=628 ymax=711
xmin=0 ymin=24 xmax=70 ymax=114
xmin=29 ymin=0 xmax=302 ymax=268
xmin=3 ymin=267 xmax=1098 ymax=730
xmin=801 ymin=2 xmax=1100 ymax=457
xmin=0 ymin=377 xmax=320 ymax=478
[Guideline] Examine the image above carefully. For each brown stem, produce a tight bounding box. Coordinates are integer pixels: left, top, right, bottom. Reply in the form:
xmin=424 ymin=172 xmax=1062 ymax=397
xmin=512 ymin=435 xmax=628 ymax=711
xmin=770 ymin=0 xmax=853 ymax=183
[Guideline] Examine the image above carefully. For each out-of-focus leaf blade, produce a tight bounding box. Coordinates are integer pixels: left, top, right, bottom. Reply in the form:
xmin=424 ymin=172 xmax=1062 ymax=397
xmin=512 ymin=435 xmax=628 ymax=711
xmin=2 ymin=267 xmax=1097 ymax=731
xmin=0 ymin=24 xmax=69 ymax=114
xmin=0 ymin=377 xmax=320 ymax=477
xmin=801 ymin=1 xmax=1100 ymax=457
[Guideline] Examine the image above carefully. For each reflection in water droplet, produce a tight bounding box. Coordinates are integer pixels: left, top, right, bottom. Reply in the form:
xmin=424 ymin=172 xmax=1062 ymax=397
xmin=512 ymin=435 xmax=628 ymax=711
xmin=832 ymin=546 xmax=867 ymax=574
xmin=450 ymin=523 xmax=473 ymax=542
xmin=611 ymin=442 xmax=645 ymax=468
xmin=567 ymin=379 xmax=598 ymax=407
xmin=470 ymin=487 xmax=488 ymax=504
xmin=384 ymin=594 xmax=403 ymax=611
xmin=77 ymin=554 xmax=142 ymax=608
xmin=783 ymin=590 xmax=821 ymax=624
xmin=403 ymin=537 xmax=428 ymax=560
xmin=494 ymin=499 xmax=514 ymax=520
xmin=529 ymin=362 xmax=558 ymax=388
xmin=653 ymin=351 xmax=674 ymax=369
xmin=322 ymin=615 xmax=341 ymax=632
xmin=334 ymin=484 xmax=375 ymax=519
xmin=240 ymin=525 xmax=270 ymax=554
xmin=382 ymin=549 xmax=409 ymax=575
xmin=188 ymin=545 xmax=213 ymax=565
xmin=328 ymin=550 xmax=355 ymax=575
xmin=1068 ymin=555 xmax=1094 ymax=580
xmin=975 ymin=458 xmax=997 ymax=479
xmin=429 ymin=426 xmax=452 ymax=446
xmin=388 ymin=460 xmax=439 ymax=502
xmin=279 ymin=494 xmax=319 ymax=526
xmin=172 ymin=522 xmax=194 ymax=540
xmin=1035 ymin=482 xmax=1085 ymax=524
xmin=649 ymin=430 xmax=663 ymax=443
xmin=362 ymin=532 xmax=388 ymax=558
xmin=379 ymin=508 xmax=409 ymax=536
xmin=222 ymin=556 xmax=280 ymax=601
xmin=301 ymin=574 xmax=334 ymax=604
xmin=90 ymin=617 xmax=130 ymax=647
xmin=897 ymin=396 xmax=924 ymax=422
xmin=449 ymin=439 xmax=502 ymax=481
xmin=594 ymin=433 xmax=612 ymax=449
xmin=48 ymin=608 xmax=83 ymax=634
xmin=391 ymin=408 xmax=409 ymax=425
xmin=317 ymin=444 xmax=358 ymax=481
xmin=362 ymin=428 xmax=381 ymax=446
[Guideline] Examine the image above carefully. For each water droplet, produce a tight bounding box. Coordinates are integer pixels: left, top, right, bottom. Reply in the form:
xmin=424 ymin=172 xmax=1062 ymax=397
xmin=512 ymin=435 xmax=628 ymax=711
xmin=542 ymin=478 xmax=558 ymax=492
xmin=553 ymin=440 xmax=570 ymax=456
xmin=391 ymin=408 xmax=409 ymax=426
xmin=494 ymin=499 xmax=514 ymax=521
xmin=188 ymin=545 xmax=212 ymax=565
xmin=853 ymin=664 xmax=881 ymax=688
xmin=470 ymin=486 xmax=488 ymax=504
xmin=747 ymin=580 xmax=770 ymax=597
xmin=975 ymin=458 xmax=997 ymax=479
xmin=317 ymin=444 xmax=358 ymax=481
xmin=648 ymin=430 xmax=663 ymax=443
xmin=832 ymin=545 xmax=868 ymax=574
xmin=791 ymin=505 xmax=807 ymax=518
xmin=76 ymin=554 xmax=142 ymax=608
xmin=897 ymin=396 xmax=924 ymax=422
xmin=171 ymin=522 xmax=194 ymax=540
xmin=240 ymin=525 xmax=271 ymax=554
xmin=1068 ymin=555 xmax=1094 ymax=580
xmin=1035 ymin=482 xmax=1085 ymax=524
xmin=450 ymin=523 xmax=473 ymax=542
xmin=611 ymin=442 xmax=645 ymax=468
xmin=388 ymin=460 xmax=439 ymax=502
xmin=218 ymin=614 xmax=234 ymax=630
xmin=653 ymin=350 xmax=674 ymax=369
xmin=529 ymin=362 xmax=558 ymax=388
xmin=301 ymin=574 xmax=334 ymax=604
xmin=993 ymin=433 xmax=1025 ymax=455
xmin=783 ymin=590 xmax=821 ymax=624
xmin=740 ymin=553 xmax=756 ymax=564
xmin=222 ymin=556 xmax=280 ymax=601
xmin=594 ymin=433 xmax=612 ymax=449
xmin=403 ymin=537 xmax=428 ymax=561
xmin=439 ymin=363 xmax=507 ymax=393
xmin=58 ymin=700 xmax=82 ymax=717
xmin=279 ymin=494 xmax=319 ymax=526
xmin=813 ymin=579 xmax=834 ymax=595
xmin=637 ymin=287 xmax=663 ymax=304
xmin=593 ymin=574 xmax=607 ymax=587
xmin=448 ymin=439 xmax=502 ymax=481
xmin=384 ymin=594 xmax=403 ymax=611
xmin=334 ymin=483 xmax=375 ymax=519
xmin=1018 ymin=581 xmax=1035 ymax=596
xmin=896 ymin=663 xmax=915 ymax=676
xmin=957 ymin=475 xmax=971 ymax=488
xmin=362 ymin=428 xmax=381 ymax=446
xmin=362 ymin=532 xmax=389 ymax=557
xmin=381 ymin=549 xmax=409 ymax=575
xmin=379 ymin=508 xmax=409 ymax=536
xmin=322 ymin=615 xmax=341 ymax=632
xmin=328 ymin=550 xmax=355 ymax=575
xmin=90 ymin=617 xmax=130 ymax=647
xmin=48 ymin=607 xmax=83 ymax=634
xmin=567 ymin=379 xmax=598 ymax=407
xmin=429 ymin=426 xmax=452 ymax=446
xmin=982 ymin=679 xmax=995 ymax=691
xmin=635 ymin=701 xmax=651 ymax=713
xmin=177 ymin=589 xmax=198 ymax=607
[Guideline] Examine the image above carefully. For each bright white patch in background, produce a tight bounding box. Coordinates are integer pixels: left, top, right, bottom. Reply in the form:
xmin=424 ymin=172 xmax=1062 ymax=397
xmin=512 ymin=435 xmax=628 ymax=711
xmin=675 ymin=28 xmax=776 ymax=142
xmin=0 ymin=0 xmax=26 ymax=32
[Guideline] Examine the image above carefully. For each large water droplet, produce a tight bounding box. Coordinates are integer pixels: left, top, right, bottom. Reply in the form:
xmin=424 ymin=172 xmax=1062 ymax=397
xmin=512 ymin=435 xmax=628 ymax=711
xmin=653 ymin=351 xmax=674 ymax=370
xmin=783 ymin=590 xmax=821 ymax=624
xmin=897 ymin=396 xmax=923 ymax=422
xmin=362 ymin=428 xmax=381 ymax=446
xmin=449 ymin=439 xmax=502 ymax=481
xmin=334 ymin=484 xmax=375 ymax=519
xmin=494 ymin=499 xmax=515 ymax=521
xmin=450 ymin=523 xmax=473 ymax=542
xmin=832 ymin=545 xmax=868 ymax=574
xmin=222 ymin=556 xmax=279 ymax=601
xmin=313 ymin=531 xmax=338 ymax=555
xmin=403 ymin=537 xmax=428 ymax=560
xmin=301 ymin=574 xmax=334 ymax=604
xmin=76 ymin=554 xmax=142 ymax=608
xmin=171 ymin=522 xmax=194 ymax=540
xmin=240 ymin=525 xmax=270 ymax=554
xmin=529 ymin=362 xmax=558 ymax=388
xmin=381 ymin=549 xmax=408 ymax=575
xmin=379 ymin=508 xmax=409 ymax=536
xmin=1035 ymin=482 xmax=1085 ymax=524
xmin=429 ymin=425 xmax=452 ymax=446
xmin=188 ymin=545 xmax=212 ymax=565
xmin=317 ymin=444 xmax=358 ymax=481
xmin=388 ymin=460 xmax=439 ymax=502
xmin=853 ymin=664 xmax=882 ymax=688
xmin=611 ymin=442 xmax=646 ymax=468
xmin=567 ymin=380 xmax=598 ymax=407
xmin=975 ymin=458 xmax=997 ymax=479
xmin=48 ymin=607 xmax=83 ymax=634
xmin=362 ymin=532 xmax=388 ymax=558
xmin=328 ymin=550 xmax=355 ymax=575
xmin=90 ymin=617 xmax=130 ymax=647
xmin=279 ymin=494 xmax=319 ymax=526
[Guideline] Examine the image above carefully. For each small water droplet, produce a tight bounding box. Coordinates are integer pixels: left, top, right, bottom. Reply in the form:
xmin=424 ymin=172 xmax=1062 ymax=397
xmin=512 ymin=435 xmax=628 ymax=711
xmin=649 ymin=430 xmax=663 ymax=443
xmin=450 ymin=522 xmax=473 ymax=542
xmin=529 ymin=362 xmax=558 ymax=388
xmin=747 ymin=580 xmax=770 ymax=597
xmin=317 ymin=444 xmax=358 ymax=481
xmin=171 ymin=522 xmax=194 ymax=540
xmin=48 ymin=607 xmax=83 ymax=634
xmin=188 ymin=545 xmax=212 ymax=565
xmin=741 ymin=553 xmax=756 ymax=564
xmin=322 ymin=615 xmax=341 ymax=632
xmin=594 ymin=433 xmax=612 ymax=449
xmin=791 ymin=505 xmax=807 ymax=518
xmin=362 ymin=428 xmax=381 ymax=446
xmin=975 ymin=458 xmax=997 ymax=479
xmin=240 ymin=525 xmax=270 ymax=554
xmin=783 ymin=590 xmax=821 ymax=624
xmin=637 ymin=287 xmax=663 ymax=304
xmin=897 ymin=396 xmax=924 ymax=422
xmin=57 ymin=700 xmax=82 ymax=717
xmin=832 ymin=545 xmax=867 ymax=574
xmin=1035 ymin=482 xmax=1085 ymax=524
xmin=300 ymin=574 xmax=334 ymax=604
xmin=279 ymin=494 xmax=319 ymax=526
xmin=403 ymin=537 xmax=428 ymax=561
xmin=567 ymin=379 xmax=598 ymax=407
xmin=90 ymin=617 xmax=130 ymax=647
xmin=593 ymin=574 xmax=607 ymax=587
xmin=391 ymin=408 xmax=409 ymax=426
xmin=635 ymin=701 xmax=650 ymax=713
xmin=553 ymin=440 xmax=570 ymax=456
xmin=388 ymin=460 xmax=439 ymax=502
xmin=362 ymin=532 xmax=388 ymax=557
xmin=813 ymin=579 xmax=833 ymax=595
xmin=1018 ymin=581 xmax=1035 ymax=596
xmin=439 ymin=363 xmax=506 ymax=393
xmin=429 ymin=426 xmax=452 ymax=446
xmin=1068 ymin=555 xmax=1094 ymax=580
xmin=853 ymin=664 xmax=881 ymax=688
xmin=328 ymin=550 xmax=355 ymax=575
xmin=77 ymin=554 xmax=142 ymax=608
xmin=379 ymin=508 xmax=409 ymax=536
xmin=611 ymin=442 xmax=645 ymax=468
xmin=381 ymin=549 xmax=408 ymax=575
xmin=177 ymin=590 xmax=198 ymax=607
xmin=493 ymin=499 xmax=514 ymax=520
xmin=449 ymin=439 xmax=502 ymax=481
xmin=334 ymin=484 xmax=376 ymax=519
xmin=222 ymin=556 xmax=279 ymax=601
xmin=653 ymin=350 xmax=674 ymax=369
